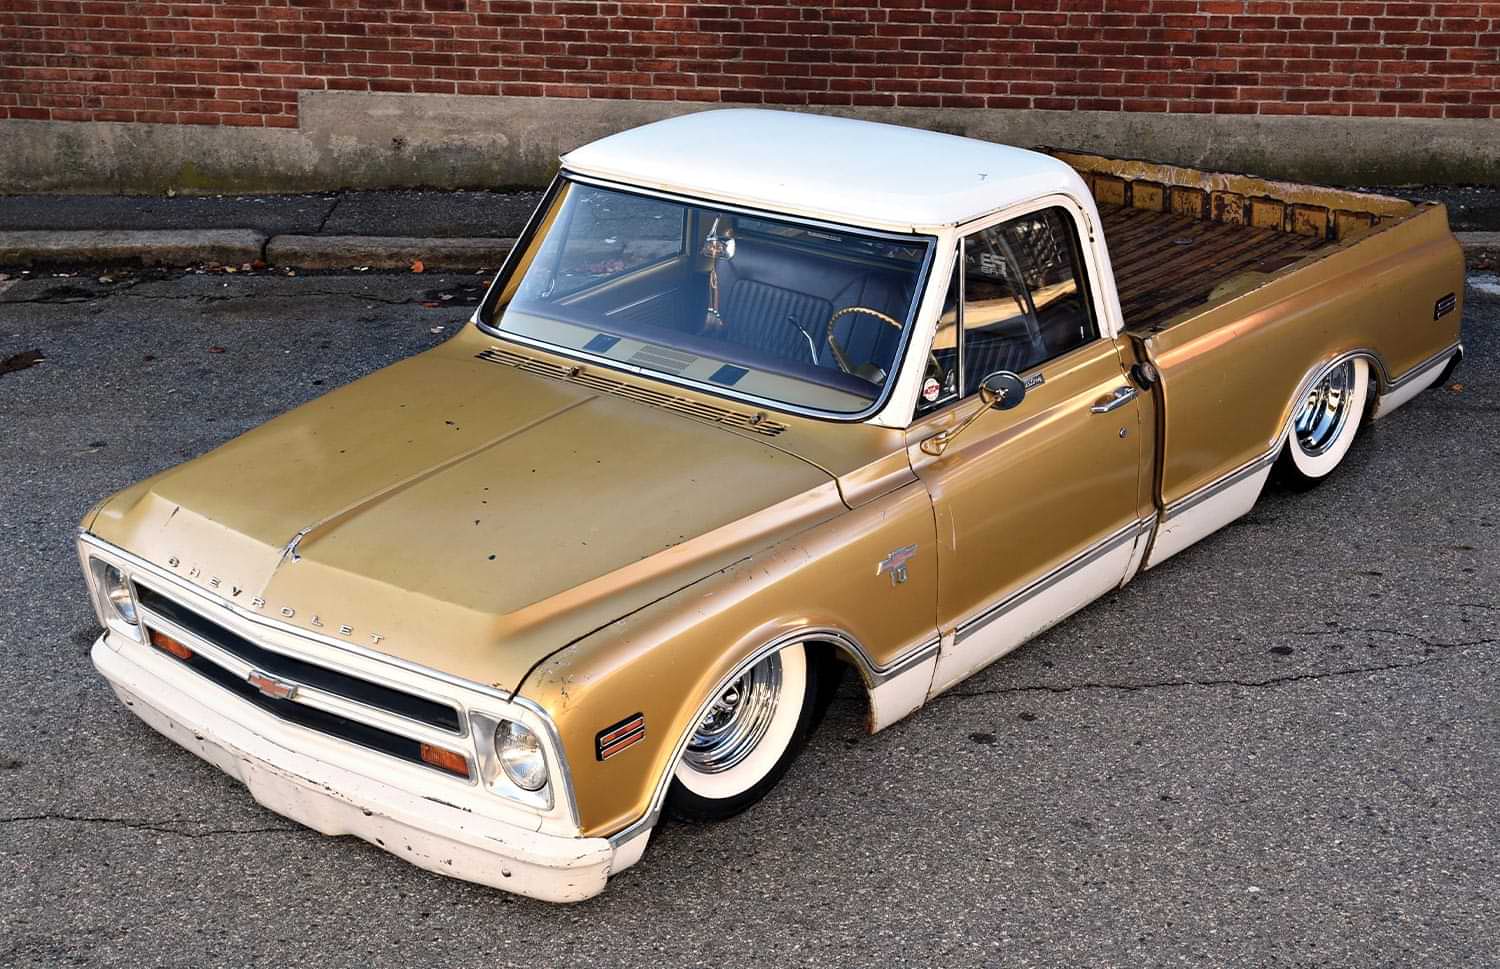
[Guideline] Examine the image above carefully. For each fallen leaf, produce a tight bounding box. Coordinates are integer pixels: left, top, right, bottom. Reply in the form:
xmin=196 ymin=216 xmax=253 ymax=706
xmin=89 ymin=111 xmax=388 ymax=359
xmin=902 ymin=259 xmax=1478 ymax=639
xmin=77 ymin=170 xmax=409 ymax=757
xmin=429 ymin=326 xmax=445 ymax=334
xmin=410 ymin=259 xmax=425 ymax=273
xmin=1450 ymin=383 xmax=1464 ymax=392
xmin=207 ymin=346 xmax=226 ymax=354
xmin=0 ymin=348 xmax=44 ymax=376
xmin=420 ymin=301 xmax=441 ymax=308
xmin=252 ymin=259 xmax=266 ymax=270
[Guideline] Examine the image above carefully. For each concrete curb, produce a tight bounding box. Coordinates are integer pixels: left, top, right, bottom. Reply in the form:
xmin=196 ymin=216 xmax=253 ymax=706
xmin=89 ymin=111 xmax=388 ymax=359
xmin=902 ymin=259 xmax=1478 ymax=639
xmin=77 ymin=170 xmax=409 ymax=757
xmin=264 ymin=234 xmax=514 ymax=271
xmin=1457 ymin=232 xmax=1499 ymax=271
xmin=0 ymin=228 xmax=267 ymax=268
xmin=0 ymin=227 xmax=1490 ymax=274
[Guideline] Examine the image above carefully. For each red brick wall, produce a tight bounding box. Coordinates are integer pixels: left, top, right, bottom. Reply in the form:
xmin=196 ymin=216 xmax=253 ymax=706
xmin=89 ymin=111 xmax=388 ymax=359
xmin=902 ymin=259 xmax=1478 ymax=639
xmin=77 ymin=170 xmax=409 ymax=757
xmin=3 ymin=1 xmax=1497 ymax=127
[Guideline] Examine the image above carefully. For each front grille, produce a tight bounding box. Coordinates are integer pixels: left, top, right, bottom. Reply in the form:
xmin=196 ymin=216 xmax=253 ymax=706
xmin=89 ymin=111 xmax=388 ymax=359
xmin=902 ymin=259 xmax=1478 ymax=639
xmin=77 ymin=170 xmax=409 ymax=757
xmin=476 ymin=346 xmax=789 ymax=436
xmin=134 ymin=584 xmax=462 ymax=733
xmin=166 ymin=642 xmax=439 ymax=772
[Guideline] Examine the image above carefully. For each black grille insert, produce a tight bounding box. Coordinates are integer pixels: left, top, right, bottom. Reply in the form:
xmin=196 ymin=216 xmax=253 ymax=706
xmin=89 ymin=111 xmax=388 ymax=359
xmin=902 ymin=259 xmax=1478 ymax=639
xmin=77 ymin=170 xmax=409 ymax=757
xmin=134 ymin=584 xmax=462 ymax=734
xmin=162 ymin=638 xmax=444 ymax=773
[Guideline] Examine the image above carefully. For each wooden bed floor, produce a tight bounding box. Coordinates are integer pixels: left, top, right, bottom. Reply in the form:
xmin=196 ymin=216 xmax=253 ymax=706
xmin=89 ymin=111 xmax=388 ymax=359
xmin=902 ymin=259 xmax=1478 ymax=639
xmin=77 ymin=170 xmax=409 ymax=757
xmin=1099 ymin=204 xmax=1329 ymax=332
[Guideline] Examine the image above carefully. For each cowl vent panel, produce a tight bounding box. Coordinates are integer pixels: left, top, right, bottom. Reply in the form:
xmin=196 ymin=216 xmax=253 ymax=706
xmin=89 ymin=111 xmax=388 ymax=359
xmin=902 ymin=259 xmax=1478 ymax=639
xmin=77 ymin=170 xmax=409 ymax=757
xmin=475 ymin=346 xmax=788 ymax=437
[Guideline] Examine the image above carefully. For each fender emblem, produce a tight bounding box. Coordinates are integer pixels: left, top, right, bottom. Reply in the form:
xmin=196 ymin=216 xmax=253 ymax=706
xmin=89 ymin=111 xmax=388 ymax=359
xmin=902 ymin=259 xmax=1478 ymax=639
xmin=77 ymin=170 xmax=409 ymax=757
xmin=877 ymin=544 xmax=918 ymax=586
xmin=247 ymin=670 xmax=299 ymax=701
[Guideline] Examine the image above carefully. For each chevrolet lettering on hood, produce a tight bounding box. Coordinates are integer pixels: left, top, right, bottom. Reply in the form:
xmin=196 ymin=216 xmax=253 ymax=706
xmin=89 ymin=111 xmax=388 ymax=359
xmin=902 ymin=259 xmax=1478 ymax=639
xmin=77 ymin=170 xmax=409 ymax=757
xmin=77 ymin=110 xmax=1465 ymax=903
xmin=164 ymin=555 xmax=385 ymax=645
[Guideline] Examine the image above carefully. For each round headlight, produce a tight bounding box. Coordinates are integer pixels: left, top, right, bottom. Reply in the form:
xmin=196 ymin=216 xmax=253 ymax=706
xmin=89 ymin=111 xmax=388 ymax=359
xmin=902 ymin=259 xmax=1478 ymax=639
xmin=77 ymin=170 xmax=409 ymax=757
xmin=495 ymin=720 xmax=548 ymax=792
xmin=93 ymin=560 xmax=137 ymax=625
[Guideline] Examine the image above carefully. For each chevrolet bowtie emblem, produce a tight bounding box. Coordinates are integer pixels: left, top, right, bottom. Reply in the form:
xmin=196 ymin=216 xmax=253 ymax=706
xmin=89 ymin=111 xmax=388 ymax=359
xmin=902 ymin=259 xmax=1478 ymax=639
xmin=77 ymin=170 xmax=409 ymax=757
xmin=247 ymin=670 xmax=299 ymax=701
xmin=877 ymin=544 xmax=918 ymax=586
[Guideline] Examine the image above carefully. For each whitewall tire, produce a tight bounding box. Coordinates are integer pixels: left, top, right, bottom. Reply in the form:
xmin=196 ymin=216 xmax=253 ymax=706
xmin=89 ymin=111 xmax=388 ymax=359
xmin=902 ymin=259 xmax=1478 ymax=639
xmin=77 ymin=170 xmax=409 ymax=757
xmin=666 ymin=642 xmax=819 ymax=821
xmin=1276 ymin=357 xmax=1370 ymax=489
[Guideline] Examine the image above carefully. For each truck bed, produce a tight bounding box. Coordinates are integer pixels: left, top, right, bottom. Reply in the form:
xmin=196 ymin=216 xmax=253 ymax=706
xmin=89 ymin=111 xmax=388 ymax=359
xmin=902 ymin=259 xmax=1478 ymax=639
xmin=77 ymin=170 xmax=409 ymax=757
xmin=1041 ymin=147 xmax=1463 ymax=538
xmin=1098 ymin=204 xmax=1327 ymax=331
xmin=1045 ymin=150 xmax=1426 ymax=333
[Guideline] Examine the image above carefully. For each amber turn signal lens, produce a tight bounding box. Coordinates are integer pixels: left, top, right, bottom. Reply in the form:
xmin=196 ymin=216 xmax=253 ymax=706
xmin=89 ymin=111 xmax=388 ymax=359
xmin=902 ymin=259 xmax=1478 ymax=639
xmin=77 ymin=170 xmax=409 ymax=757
xmin=419 ymin=743 xmax=470 ymax=779
xmin=148 ymin=628 xmax=194 ymax=661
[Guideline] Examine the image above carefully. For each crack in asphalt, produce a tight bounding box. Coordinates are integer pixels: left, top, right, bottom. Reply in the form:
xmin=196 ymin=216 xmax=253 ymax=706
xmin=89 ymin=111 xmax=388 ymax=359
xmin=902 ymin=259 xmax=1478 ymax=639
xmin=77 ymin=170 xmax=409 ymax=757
xmin=312 ymin=196 xmax=341 ymax=235
xmin=0 ymin=293 xmax=104 ymax=305
xmin=0 ymin=813 xmax=299 ymax=838
xmin=1285 ymin=626 xmax=1497 ymax=649
xmin=939 ymin=638 xmax=1497 ymax=701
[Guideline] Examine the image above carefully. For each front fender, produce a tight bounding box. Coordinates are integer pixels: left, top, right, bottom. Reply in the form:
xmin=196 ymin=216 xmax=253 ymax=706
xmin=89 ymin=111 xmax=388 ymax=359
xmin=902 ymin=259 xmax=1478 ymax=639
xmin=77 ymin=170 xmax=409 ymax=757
xmin=518 ymin=481 xmax=939 ymax=838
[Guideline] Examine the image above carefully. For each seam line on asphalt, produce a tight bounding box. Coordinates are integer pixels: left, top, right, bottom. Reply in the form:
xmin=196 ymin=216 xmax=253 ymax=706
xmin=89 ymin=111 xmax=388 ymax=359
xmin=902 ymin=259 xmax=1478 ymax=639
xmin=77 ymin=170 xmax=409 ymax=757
xmin=0 ymin=813 xmax=300 ymax=837
xmin=936 ymin=640 xmax=1497 ymax=702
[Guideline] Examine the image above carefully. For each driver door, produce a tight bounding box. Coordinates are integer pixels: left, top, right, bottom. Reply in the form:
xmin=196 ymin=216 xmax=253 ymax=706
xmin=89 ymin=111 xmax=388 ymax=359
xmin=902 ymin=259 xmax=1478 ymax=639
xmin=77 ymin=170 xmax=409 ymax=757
xmin=909 ymin=205 xmax=1147 ymax=696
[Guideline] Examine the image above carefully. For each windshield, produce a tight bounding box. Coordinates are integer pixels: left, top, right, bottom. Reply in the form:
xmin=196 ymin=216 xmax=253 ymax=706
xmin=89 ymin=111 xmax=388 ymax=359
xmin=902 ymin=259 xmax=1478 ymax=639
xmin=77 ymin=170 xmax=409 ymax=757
xmin=483 ymin=179 xmax=934 ymax=416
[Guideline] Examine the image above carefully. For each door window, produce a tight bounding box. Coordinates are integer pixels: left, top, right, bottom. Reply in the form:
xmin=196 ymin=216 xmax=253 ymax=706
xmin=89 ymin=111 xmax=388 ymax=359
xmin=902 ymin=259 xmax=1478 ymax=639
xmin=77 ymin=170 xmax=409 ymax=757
xmin=961 ymin=207 xmax=1095 ymax=392
xmin=919 ymin=206 xmax=1096 ymax=415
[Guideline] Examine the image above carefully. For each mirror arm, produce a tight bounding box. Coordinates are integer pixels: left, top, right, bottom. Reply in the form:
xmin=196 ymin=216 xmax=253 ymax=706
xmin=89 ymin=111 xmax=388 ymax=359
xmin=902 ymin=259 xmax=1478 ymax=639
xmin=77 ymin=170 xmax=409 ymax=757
xmin=918 ymin=370 xmax=1023 ymax=456
xmin=920 ymin=392 xmax=993 ymax=456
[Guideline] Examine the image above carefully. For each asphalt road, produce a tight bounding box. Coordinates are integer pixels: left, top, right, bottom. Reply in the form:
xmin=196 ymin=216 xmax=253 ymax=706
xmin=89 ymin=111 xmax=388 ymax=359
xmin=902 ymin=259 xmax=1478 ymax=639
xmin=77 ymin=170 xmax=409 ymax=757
xmin=1 ymin=269 xmax=1496 ymax=968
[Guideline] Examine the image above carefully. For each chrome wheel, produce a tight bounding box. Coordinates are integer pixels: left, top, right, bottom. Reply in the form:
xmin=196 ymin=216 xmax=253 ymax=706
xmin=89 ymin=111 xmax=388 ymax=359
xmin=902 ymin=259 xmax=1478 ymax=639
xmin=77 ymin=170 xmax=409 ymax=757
xmin=669 ymin=642 xmax=814 ymax=819
xmin=1293 ymin=360 xmax=1357 ymax=457
xmin=682 ymin=652 xmax=783 ymax=774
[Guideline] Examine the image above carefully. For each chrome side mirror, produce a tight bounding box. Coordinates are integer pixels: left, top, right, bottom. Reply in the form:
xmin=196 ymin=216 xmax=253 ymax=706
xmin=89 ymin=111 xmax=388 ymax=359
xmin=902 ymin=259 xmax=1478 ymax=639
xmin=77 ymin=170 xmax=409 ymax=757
xmin=978 ymin=370 xmax=1026 ymax=410
xmin=920 ymin=371 xmax=1026 ymax=456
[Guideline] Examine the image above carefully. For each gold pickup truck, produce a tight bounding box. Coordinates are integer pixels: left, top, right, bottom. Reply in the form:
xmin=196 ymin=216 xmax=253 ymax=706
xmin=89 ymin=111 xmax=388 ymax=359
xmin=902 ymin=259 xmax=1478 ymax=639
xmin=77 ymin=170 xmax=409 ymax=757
xmin=79 ymin=110 xmax=1465 ymax=902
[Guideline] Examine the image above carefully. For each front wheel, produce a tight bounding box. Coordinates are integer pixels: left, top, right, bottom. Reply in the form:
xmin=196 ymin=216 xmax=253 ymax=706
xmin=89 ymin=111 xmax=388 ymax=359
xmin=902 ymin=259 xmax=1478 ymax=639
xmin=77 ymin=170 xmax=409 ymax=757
xmin=666 ymin=642 xmax=819 ymax=822
xmin=1274 ymin=357 xmax=1370 ymax=491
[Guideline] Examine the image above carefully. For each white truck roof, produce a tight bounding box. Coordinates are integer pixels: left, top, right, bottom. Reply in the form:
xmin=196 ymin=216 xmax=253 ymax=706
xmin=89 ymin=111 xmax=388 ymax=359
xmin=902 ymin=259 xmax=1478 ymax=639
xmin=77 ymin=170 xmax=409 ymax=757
xmin=560 ymin=108 xmax=1085 ymax=234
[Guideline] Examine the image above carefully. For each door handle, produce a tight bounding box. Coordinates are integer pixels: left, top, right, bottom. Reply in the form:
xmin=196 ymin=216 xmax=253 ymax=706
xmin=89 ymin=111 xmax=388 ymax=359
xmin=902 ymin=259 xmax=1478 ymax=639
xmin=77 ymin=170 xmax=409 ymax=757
xmin=1090 ymin=386 xmax=1137 ymax=414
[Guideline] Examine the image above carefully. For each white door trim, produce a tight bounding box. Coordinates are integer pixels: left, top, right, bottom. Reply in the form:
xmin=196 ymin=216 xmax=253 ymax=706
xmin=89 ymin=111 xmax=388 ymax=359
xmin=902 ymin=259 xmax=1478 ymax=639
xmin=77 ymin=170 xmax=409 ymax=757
xmin=928 ymin=519 xmax=1146 ymax=697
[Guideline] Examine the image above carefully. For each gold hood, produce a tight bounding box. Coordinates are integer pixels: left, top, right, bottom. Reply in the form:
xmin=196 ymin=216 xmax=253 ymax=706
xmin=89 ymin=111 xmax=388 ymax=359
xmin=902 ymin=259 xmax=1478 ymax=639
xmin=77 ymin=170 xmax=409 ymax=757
xmin=87 ymin=328 xmax=844 ymax=693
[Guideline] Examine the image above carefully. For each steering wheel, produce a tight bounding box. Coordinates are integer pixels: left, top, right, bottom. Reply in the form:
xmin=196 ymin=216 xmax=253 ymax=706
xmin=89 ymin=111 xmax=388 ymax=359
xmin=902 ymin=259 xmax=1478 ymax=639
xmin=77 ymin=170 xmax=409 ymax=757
xmin=825 ymin=305 xmax=904 ymax=384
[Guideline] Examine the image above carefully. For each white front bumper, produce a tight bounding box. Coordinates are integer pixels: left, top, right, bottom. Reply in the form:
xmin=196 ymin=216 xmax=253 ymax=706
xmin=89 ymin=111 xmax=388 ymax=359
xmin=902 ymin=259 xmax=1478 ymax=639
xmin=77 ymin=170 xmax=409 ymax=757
xmin=92 ymin=635 xmax=617 ymax=903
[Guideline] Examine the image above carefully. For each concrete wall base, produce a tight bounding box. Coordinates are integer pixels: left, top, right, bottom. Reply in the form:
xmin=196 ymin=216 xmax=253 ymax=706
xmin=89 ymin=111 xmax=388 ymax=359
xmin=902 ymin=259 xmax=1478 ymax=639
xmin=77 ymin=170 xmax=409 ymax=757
xmin=4 ymin=92 xmax=1497 ymax=195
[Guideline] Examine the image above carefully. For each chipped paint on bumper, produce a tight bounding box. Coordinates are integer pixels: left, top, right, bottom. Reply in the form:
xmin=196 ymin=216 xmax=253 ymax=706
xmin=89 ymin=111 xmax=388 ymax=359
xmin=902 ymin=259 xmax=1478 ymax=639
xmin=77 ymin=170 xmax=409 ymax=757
xmin=91 ymin=634 xmax=616 ymax=903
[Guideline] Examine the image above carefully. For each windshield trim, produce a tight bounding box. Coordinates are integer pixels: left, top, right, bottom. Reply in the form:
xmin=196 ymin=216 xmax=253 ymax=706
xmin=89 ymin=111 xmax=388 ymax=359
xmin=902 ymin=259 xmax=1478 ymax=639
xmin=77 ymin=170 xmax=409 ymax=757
xmin=475 ymin=172 xmax=938 ymax=424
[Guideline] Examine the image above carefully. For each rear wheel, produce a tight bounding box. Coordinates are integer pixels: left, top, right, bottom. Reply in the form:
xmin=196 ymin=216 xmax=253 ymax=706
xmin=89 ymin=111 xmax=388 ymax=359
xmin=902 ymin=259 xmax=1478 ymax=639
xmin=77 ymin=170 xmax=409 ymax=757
xmin=666 ymin=642 xmax=819 ymax=822
xmin=1275 ymin=357 xmax=1370 ymax=491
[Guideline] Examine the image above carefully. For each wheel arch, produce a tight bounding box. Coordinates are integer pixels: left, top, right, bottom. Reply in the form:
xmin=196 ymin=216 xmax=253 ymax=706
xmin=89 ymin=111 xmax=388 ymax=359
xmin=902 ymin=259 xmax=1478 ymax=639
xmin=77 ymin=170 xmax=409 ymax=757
xmin=1275 ymin=347 xmax=1391 ymax=454
xmin=605 ymin=623 xmax=881 ymax=845
xmin=519 ymin=480 xmax=940 ymax=841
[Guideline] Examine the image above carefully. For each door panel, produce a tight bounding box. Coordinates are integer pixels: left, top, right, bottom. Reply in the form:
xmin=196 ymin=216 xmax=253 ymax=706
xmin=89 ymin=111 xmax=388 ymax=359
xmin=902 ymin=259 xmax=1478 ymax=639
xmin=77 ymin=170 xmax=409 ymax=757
xmin=909 ymin=338 xmax=1144 ymax=695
